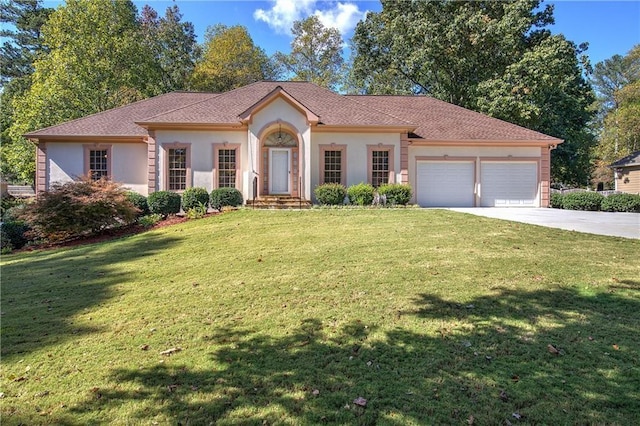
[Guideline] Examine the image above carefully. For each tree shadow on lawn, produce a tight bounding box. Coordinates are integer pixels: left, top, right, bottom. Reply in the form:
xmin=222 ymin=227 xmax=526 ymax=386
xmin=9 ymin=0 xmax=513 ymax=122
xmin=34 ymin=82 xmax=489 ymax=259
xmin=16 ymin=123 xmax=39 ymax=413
xmin=1 ymin=233 xmax=182 ymax=361
xmin=71 ymin=286 xmax=640 ymax=425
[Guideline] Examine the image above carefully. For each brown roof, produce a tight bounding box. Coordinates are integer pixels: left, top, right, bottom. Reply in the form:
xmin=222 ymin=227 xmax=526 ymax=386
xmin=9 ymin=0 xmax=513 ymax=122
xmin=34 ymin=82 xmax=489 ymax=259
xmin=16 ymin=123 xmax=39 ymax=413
xmin=25 ymin=92 xmax=218 ymax=138
xmin=138 ymin=81 xmax=413 ymax=128
xmin=26 ymin=81 xmax=561 ymax=143
xmin=346 ymin=95 xmax=561 ymax=141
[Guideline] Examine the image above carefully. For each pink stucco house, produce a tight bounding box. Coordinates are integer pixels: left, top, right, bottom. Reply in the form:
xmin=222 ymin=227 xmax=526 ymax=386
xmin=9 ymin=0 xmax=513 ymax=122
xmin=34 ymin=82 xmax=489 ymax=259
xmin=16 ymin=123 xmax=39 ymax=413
xmin=26 ymin=81 xmax=562 ymax=207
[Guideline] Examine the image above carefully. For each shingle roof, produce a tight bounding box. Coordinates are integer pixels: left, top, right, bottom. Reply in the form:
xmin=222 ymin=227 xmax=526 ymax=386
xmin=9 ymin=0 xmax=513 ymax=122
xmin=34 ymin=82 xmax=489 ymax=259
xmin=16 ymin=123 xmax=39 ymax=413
xmin=139 ymin=81 xmax=413 ymax=128
xmin=25 ymin=81 xmax=561 ymax=143
xmin=609 ymin=151 xmax=640 ymax=168
xmin=25 ymin=92 xmax=218 ymax=138
xmin=346 ymin=95 xmax=561 ymax=141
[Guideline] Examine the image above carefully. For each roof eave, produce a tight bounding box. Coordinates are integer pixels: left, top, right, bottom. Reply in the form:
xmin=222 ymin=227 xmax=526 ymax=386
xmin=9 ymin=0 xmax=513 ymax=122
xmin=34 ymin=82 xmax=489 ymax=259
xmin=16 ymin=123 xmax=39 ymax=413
xmin=407 ymin=137 xmax=563 ymax=147
xmin=26 ymin=134 xmax=145 ymax=143
xmin=135 ymin=122 xmax=246 ymax=131
xmin=314 ymin=124 xmax=416 ymax=133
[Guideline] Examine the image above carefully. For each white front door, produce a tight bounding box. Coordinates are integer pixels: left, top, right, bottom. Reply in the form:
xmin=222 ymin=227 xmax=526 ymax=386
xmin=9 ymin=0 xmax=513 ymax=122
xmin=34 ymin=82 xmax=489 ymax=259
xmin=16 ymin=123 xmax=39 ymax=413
xmin=269 ymin=148 xmax=290 ymax=194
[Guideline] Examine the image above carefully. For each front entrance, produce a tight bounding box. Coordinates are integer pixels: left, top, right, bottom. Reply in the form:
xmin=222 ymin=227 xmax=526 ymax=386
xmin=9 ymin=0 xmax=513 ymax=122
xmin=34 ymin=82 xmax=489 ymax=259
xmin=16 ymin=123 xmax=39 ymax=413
xmin=269 ymin=148 xmax=290 ymax=194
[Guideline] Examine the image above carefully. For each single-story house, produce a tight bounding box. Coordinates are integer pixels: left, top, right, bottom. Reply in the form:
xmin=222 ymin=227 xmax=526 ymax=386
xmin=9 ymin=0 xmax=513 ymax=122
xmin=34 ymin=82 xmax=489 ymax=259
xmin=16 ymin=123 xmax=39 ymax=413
xmin=610 ymin=151 xmax=640 ymax=194
xmin=26 ymin=81 xmax=563 ymax=207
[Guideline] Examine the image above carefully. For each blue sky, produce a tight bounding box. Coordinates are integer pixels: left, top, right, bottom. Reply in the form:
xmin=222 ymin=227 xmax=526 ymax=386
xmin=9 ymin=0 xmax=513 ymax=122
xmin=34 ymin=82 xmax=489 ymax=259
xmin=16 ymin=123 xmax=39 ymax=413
xmin=41 ymin=0 xmax=640 ymax=65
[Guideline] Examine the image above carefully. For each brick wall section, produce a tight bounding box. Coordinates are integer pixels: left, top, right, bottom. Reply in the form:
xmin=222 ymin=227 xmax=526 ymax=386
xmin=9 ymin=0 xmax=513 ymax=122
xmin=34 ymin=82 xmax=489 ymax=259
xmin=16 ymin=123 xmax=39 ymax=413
xmin=540 ymin=146 xmax=550 ymax=207
xmin=400 ymin=133 xmax=409 ymax=185
xmin=36 ymin=143 xmax=47 ymax=194
xmin=147 ymin=131 xmax=156 ymax=194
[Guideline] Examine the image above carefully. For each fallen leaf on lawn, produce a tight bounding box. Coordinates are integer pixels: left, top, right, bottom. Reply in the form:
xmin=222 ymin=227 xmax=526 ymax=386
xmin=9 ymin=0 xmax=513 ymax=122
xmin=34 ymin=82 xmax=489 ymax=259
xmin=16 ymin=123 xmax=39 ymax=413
xmin=613 ymin=344 xmax=619 ymax=350
xmin=140 ymin=344 xmax=149 ymax=351
xmin=511 ymin=375 xmax=520 ymax=382
xmin=499 ymin=390 xmax=508 ymax=401
xmin=588 ymin=336 xmax=594 ymax=341
xmin=312 ymin=389 xmax=320 ymax=396
xmin=167 ymin=384 xmax=178 ymax=392
xmin=160 ymin=347 xmax=182 ymax=356
xmin=13 ymin=376 xmax=27 ymax=382
xmin=512 ymin=412 xmax=522 ymax=419
xmin=547 ymin=344 xmax=560 ymax=355
xmin=467 ymin=414 xmax=475 ymax=424
xmin=353 ymin=396 xmax=367 ymax=407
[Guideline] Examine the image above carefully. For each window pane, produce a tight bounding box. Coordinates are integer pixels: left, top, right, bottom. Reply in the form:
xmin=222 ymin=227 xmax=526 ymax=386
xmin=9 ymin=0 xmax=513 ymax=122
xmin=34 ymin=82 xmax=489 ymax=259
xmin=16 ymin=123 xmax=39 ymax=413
xmin=324 ymin=150 xmax=342 ymax=184
xmin=168 ymin=148 xmax=187 ymax=190
xmin=371 ymin=150 xmax=389 ymax=187
xmin=89 ymin=149 xmax=108 ymax=180
xmin=218 ymin=149 xmax=236 ymax=188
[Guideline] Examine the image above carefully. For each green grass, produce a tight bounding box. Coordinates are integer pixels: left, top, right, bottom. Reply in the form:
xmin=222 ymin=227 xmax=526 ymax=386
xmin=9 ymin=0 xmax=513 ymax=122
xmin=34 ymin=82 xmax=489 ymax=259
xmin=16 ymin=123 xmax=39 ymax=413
xmin=1 ymin=209 xmax=639 ymax=425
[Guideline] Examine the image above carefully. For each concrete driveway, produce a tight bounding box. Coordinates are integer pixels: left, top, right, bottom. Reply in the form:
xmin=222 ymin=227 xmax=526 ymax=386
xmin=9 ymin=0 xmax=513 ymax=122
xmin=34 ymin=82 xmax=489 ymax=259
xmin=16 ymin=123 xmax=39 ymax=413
xmin=448 ymin=208 xmax=640 ymax=239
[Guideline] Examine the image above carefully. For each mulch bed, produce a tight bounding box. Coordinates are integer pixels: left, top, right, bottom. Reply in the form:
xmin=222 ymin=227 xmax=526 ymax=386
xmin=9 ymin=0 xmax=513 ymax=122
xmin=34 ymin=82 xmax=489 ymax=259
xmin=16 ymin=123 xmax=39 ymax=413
xmin=16 ymin=214 xmax=196 ymax=252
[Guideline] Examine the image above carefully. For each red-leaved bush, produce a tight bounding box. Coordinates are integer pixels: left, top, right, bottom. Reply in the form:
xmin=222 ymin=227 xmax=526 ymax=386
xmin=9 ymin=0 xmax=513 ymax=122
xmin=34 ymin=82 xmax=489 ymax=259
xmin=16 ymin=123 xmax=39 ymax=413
xmin=20 ymin=177 xmax=139 ymax=242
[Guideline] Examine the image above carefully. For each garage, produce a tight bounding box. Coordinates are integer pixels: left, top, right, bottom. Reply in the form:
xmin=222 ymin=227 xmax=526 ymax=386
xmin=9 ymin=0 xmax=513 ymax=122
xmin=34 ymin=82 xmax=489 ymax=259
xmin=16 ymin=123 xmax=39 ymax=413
xmin=480 ymin=161 xmax=539 ymax=207
xmin=416 ymin=161 xmax=475 ymax=207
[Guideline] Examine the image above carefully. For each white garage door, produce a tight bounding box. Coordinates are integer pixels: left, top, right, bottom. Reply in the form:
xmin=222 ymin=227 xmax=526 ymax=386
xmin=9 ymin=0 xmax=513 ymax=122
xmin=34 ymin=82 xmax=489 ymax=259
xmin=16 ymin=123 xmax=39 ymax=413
xmin=480 ymin=162 xmax=539 ymax=207
xmin=416 ymin=161 xmax=475 ymax=207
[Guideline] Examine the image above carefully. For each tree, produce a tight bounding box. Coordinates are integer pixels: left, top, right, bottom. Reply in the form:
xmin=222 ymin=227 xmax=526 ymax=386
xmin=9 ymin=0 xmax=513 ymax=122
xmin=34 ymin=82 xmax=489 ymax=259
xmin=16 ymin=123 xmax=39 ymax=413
xmin=140 ymin=4 xmax=199 ymax=92
xmin=476 ymin=35 xmax=596 ymax=185
xmin=190 ymin=24 xmax=276 ymax=92
xmin=0 ymin=0 xmax=52 ymax=84
xmin=591 ymin=46 xmax=640 ymax=187
xmin=0 ymin=0 xmax=53 ymax=182
xmin=274 ymin=16 xmax=344 ymax=90
xmin=4 ymin=0 xmax=159 ymax=183
xmin=351 ymin=0 xmax=595 ymax=185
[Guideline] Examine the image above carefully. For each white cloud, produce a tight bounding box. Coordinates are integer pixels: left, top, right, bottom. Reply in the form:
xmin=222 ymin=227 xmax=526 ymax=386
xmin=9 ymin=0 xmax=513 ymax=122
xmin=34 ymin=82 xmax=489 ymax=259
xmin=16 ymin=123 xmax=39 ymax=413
xmin=314 ymin=3 xmax=366 ymax=36
xmin=254 ymin=0 xmax=366 ymax=36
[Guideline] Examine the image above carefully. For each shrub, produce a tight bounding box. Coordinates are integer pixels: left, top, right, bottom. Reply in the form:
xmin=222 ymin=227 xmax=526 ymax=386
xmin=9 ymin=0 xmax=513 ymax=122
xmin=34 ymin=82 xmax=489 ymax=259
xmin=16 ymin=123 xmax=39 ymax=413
xmin=1 ymin=194 xmax=19 ymax=219
xmin=378 ymin=183 xmax=412 ymax=205
xmin=562 ymin=191 xmax=604 ymax=211
xmin=182 ymin=187 xmax=210 ymax=211
xmin=138 ymin=213 xmax=163 ymax=228
xmin=186 ymin=202 xmax=208 ymax=219
xmin=550 ymin=192 xmax=565 ymax=209
xmin=347 ymin=183 xmax=375 ymax=206
xmin=315 ymin=183 xmax=347 ymax=205
xmin=600 ymin=193 xmax=640 ymax=213
xmin=210 ymin=188 xmax=243 ymax=210
xmin=1 ymin=221 xmax=30 ymax=251
xmin=147 ymin=191 xmax=181 ymax=216
xmin=126 ymin=191 xmax=149 ymax=217
xmin=19 ymin=177 xmax=138 ymax=242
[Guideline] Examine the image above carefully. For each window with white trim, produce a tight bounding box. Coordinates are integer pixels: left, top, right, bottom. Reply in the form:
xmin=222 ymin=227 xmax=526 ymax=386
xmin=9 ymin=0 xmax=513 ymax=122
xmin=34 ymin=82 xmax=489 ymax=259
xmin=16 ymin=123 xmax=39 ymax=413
xmin=84 ymin=144 xmax=112 ymax=181
xmin=319 ymin=144 xmax=346 ymax=185
xmin=371 ymin=150 xmax=390 ymax=187
xmin=168 ymin=147 xmax=188 ymax=191
xmin=218 ymin=148 xmax=237 ymax=188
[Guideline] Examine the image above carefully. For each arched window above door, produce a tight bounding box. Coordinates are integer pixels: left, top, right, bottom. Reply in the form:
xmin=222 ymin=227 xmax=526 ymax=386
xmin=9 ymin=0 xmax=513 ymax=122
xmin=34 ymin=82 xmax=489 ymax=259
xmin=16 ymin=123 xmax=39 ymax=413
xmin=264 ymin=130 xmax=296 ymax=147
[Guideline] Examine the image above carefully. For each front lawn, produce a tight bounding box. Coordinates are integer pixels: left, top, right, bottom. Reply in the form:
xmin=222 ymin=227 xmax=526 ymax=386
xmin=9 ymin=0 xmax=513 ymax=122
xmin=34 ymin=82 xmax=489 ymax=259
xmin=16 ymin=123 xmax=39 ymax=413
xmin=1 ymin=209 xmax=639 ymax=425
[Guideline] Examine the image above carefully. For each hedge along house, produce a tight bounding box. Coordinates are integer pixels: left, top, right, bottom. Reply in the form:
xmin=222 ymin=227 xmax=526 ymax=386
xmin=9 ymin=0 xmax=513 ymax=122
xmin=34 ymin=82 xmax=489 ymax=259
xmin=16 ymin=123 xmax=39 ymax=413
xmin=25 ymin=81 xmax=562 ymax=207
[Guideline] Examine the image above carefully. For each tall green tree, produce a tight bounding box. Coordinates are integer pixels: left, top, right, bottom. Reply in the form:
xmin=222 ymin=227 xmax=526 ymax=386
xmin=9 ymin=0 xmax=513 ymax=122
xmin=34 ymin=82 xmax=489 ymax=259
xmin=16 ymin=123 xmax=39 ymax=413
xmin=274 ymin=16 xmax=345 ymax=90
xmin=0 ymin=0 xmax=52 ymax=84
xmin=0 ymin=0 xmax=52 ymax=182
xmin=351 ymin=0 xmax=595 ymax=185
xmin=591 ymin=45 xmax=640 ymax=187
xmin=140 ymin=4 xmax=199 ymax=92
xmin=5 ymin=0 xmax=158 ymax=183
xmin=190 ymin=24 xmax=276 ymax=92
